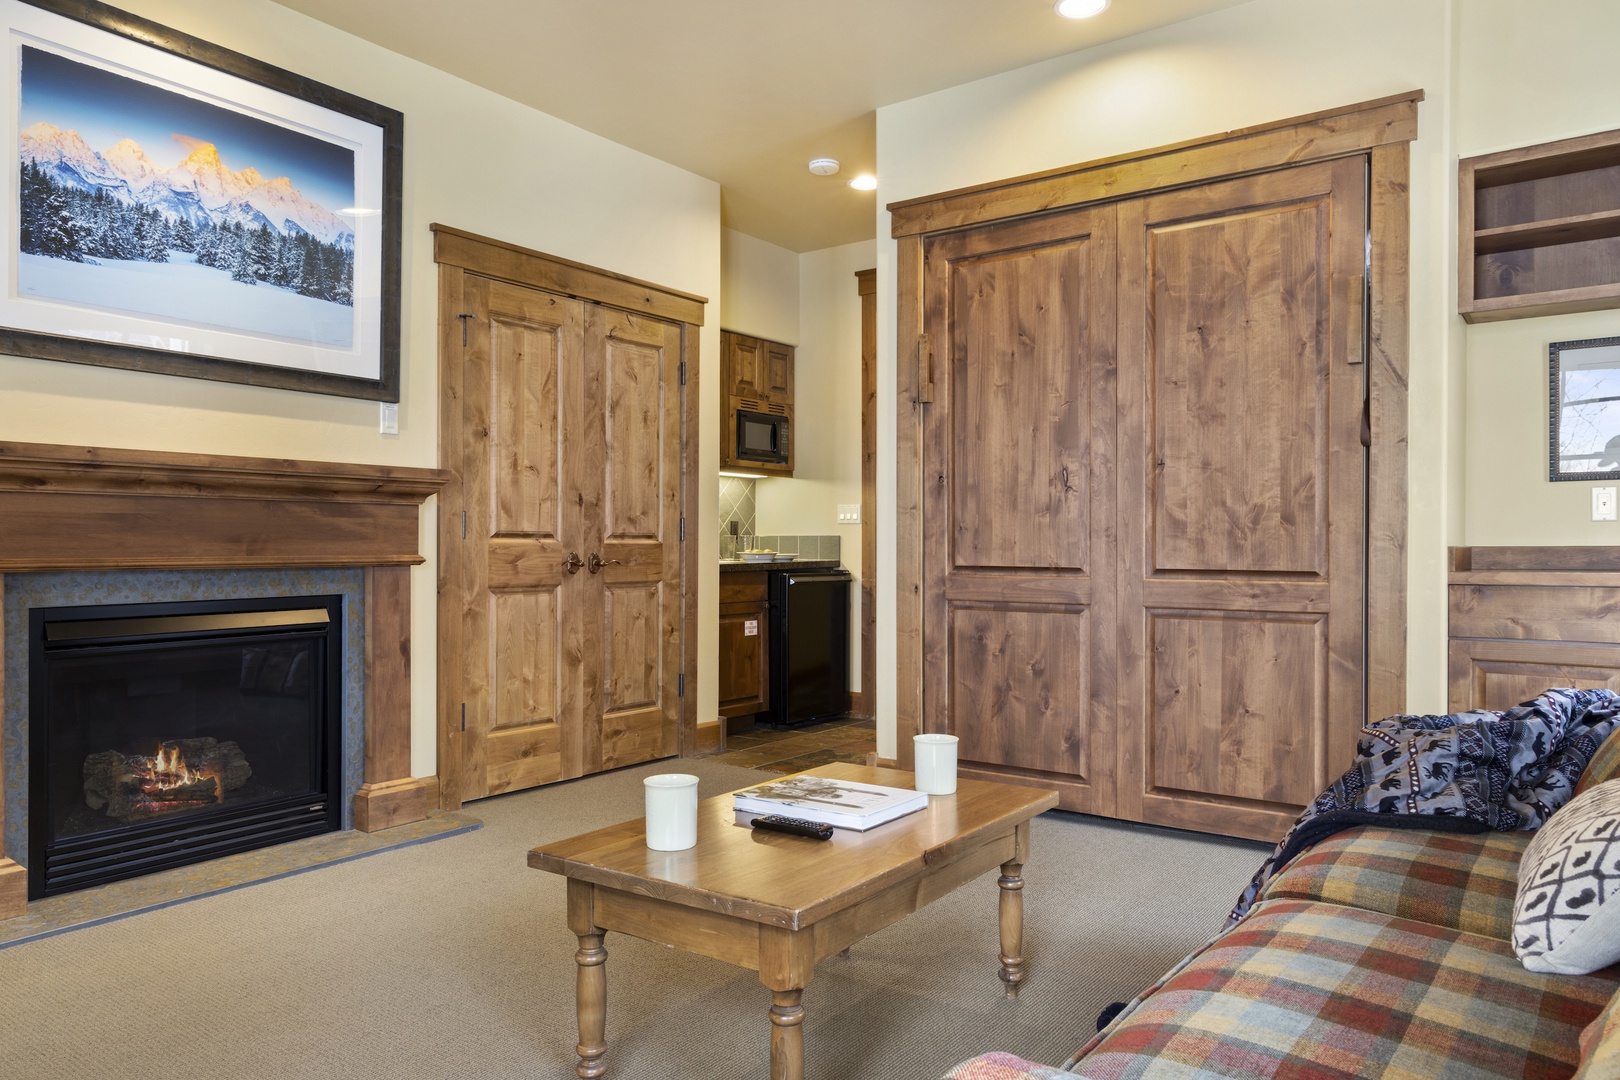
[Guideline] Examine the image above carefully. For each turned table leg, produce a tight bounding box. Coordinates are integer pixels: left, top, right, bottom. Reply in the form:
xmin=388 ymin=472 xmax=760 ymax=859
xmin=575 ymin=931 xmax=608 ymax=1078
xmin=998 ymin=859 xmax=1026 ymax=997
xmin=769 ymin=989 xmax=805 ymax=1080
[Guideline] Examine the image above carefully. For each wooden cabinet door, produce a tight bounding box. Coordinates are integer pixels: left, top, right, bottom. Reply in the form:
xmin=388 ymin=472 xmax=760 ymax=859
xmin=919 ymin=204 xmax=1119 ymax=815
xmin=724 ymin=331 xmax=764 ymax=399
xmin=1115 ymin=157 xmax=1368 ymax=841
xmin=762 ymin=340 xmax=794 ymax=401
xmin=449 ymin=275 xmax=680 ymax=802
xmin=718 ymin=604 xmax=770 ymax=716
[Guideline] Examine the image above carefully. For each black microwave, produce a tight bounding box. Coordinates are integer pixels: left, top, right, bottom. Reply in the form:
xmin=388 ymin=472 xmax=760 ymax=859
xmin=736 ymin=409 xmax=789 ymax=466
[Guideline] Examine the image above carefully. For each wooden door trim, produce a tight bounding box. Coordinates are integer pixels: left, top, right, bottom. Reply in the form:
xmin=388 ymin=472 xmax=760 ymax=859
xmin=894 ymin=96 xmax=1415 ymax=773
xmin=431 ymin=225 xmax=708 ymax=326
xmin=887 ymin=91 xmax=1423 ymax=238
xmin=857 ymin=268 xmax=877 ymax=720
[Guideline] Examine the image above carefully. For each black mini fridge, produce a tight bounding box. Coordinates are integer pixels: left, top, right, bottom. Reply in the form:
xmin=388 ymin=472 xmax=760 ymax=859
xmin=767 ymin=567 xmax=851 ymax=727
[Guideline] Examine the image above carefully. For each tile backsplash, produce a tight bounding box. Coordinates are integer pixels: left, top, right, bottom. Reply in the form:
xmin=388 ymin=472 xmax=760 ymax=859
xmin=718 ymin=477 xmax=756 ymax=538
xmin=719 ymin=533 xmax=842 ymax=562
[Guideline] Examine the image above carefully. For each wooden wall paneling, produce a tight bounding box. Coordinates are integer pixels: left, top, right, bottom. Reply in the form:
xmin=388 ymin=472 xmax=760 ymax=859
xmin=888 ymin=92 xmax=1421 ymax=239
xmin=1459 ymin=547 xmax=1620 ymax=572
xmin=895 ymin=234 xmax=925 ymax=770
xmin=1367 ymin=142 xmax=1411 ymax=724
xmin=354 ymin=565 xmax=435 ymax=832
xmin=1450 ymin=582 xmax=1620 ymax=643
xmin=857 ymin=269 xmax=877 ymax=722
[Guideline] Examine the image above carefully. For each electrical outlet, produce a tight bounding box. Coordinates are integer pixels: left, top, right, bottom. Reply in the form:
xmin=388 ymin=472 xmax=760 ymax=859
xmin=837 ymin=504 xmax=861 ymax=524
xmin=379 ymin=402 xmax=399 ymax=435
xmin=1595 ymin=486 xmax=1617 ymax=521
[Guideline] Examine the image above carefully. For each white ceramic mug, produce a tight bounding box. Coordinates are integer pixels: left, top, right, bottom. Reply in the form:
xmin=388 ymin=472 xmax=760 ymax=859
xmin=644 ymin=773 xmax=700 ymax=850
xmin=913 ymin=734 xmax=959 ymax=795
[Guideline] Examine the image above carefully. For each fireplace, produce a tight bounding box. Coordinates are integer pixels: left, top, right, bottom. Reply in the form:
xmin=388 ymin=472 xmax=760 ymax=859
xmin=28 ymin=595 xmax=343 ymax=899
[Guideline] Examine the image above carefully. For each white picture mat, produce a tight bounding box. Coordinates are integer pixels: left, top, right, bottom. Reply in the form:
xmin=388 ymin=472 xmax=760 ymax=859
xmin=0 ymin=0 xmax=383 ymax=380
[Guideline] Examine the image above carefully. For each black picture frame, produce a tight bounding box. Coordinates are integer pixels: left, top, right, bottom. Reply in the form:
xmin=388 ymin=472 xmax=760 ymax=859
xmin=1549 ymin=335 xmax=1620 ymax=482
xmin=1 ymin=0 xmax=402 ymax=401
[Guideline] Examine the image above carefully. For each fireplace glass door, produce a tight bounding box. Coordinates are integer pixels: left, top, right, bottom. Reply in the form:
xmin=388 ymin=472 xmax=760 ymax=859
xmin=29 ymin=596 xmax=342 ymax=898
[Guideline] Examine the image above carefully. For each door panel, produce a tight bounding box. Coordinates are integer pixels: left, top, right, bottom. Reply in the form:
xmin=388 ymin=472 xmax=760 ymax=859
xmin=589 ymin=309 xmax=682 ymax=770
xmin=921 ymin=204 xmax=1118 ymax=814
xmin=1117 ymin=157 xmax=1367 ymax=841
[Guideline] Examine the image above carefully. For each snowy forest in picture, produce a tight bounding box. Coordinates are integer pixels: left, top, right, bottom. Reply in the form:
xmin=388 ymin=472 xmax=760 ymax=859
xmin=16 ymin=46 xmax=359 ymax=348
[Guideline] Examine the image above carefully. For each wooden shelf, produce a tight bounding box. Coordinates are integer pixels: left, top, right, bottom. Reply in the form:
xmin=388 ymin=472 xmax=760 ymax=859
xmin=1460 ymin=128 xmax=1620 ymax=322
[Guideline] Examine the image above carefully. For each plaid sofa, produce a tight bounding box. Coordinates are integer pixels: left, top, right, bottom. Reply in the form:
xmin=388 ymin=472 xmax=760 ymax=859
xmin=943 ymin=746 xmax=1620 ymax=1080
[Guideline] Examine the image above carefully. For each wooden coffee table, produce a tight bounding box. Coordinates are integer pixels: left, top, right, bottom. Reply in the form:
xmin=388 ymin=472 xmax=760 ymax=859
xmin=528 ymin=762 xmax=1058 ymax=1080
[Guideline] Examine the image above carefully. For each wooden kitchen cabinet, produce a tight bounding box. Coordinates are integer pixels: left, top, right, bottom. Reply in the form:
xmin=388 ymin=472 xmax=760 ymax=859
xmin=720 ymin=329 xmax=795 ymax=476
xmin=718 ymin=571 xmax=770 ymax=722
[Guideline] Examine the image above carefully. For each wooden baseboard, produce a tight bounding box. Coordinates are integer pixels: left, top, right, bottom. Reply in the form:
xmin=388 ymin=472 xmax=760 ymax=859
xmin=0 ymin=858 xmax=25 ymax=920
xmin=354 ymin=776 xmax=436 ymax=833
xmin=695 ymin=719 xmax=723 ymax=754
xmin=848 ymin=691 xmax=873 ymax=719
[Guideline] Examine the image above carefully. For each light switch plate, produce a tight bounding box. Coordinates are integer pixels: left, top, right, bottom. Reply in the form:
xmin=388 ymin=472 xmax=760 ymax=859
xmin=379 ymin=402 xmax=399 ymax=435
xmin=837 ymin=504 xmax=861 ymax=523
xmin=1595 ymin=486 xmax=1617 ymax=521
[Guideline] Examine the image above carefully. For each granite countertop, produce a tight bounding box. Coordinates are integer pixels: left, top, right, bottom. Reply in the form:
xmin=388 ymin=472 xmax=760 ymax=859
xmin=719 ymin=558 xmax=842 ymax=573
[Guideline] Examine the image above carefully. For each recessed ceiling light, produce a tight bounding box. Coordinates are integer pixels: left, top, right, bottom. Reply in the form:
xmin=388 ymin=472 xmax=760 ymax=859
xmin=849 ymin=174 xmax=877 ymax=191
xmin=1055 ymin=0 xmax=1108 ymax=17
xmin=808 ymin=158 xmax=840 ymax=176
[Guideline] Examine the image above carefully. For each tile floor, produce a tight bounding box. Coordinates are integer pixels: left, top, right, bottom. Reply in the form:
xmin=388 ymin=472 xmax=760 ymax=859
xmin=712 ymin=715 xmax=877 ymax=774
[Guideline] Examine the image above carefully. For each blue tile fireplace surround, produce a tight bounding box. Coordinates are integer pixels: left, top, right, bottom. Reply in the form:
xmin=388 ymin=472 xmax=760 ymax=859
xmin=0 ymin=441 xmax=448 ymax=919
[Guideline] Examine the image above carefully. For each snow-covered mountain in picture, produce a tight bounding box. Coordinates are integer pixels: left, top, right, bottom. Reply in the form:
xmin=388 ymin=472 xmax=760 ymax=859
xmin=20 ymin=122 xmax=354 ymax=248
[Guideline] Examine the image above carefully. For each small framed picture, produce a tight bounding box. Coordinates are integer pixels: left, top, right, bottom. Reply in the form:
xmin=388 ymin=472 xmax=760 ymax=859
xmin=0 ymin=0 xmax=402 ymax=400
xmin=1550 ymin=336 xmax=1620 ymax=481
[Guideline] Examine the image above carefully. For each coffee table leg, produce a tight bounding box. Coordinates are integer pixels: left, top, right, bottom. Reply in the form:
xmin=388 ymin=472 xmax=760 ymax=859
xmin=575 ymin=931 xmax=608 ymax=1078
xmin=998 ymin=859 xmax=1026 ymax=997
xmin=769 ymin=989 xmax=805 ymax=1080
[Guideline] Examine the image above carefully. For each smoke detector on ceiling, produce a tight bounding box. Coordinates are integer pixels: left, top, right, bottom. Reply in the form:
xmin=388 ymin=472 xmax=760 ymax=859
xmin=808 ymin=158 xmax=840 ymax=176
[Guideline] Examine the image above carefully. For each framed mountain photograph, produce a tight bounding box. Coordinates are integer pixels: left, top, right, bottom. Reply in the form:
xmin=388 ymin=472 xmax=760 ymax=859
xmin=0 ymin=0 xmax=401 ymax=400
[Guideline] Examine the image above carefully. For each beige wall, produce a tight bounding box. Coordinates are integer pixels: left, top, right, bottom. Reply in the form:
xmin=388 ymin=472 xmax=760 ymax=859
xmin=720 ymin=228 xmax=799 ymax=344
xmin=0 ymin=0 xmax=723 ymax=777
xmin=756 ymin=240 xmax=875 ymax=691
xmin=1457 ymin=0 xmax=1620 ymax=544
xmin=874 ymin=0 xmax=1458 ymax=755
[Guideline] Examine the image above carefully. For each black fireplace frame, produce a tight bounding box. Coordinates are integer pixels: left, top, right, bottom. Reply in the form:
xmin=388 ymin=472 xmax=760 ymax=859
xmin=28 ymin=594 xmax=344 ymax=898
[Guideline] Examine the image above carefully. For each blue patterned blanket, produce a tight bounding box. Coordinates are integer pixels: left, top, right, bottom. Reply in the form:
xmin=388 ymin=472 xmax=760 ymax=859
xmin=1227 ymin=687 xmax=1620 ymax=924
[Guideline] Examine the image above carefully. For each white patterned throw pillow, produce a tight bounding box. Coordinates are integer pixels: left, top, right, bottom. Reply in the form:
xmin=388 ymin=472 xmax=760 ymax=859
xmin=1515 ymin=779 xmax=1620 ymax=974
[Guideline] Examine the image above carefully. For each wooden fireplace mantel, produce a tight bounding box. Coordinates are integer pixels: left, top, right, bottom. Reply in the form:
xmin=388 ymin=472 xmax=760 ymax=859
xmin=0 ymin=441 xmax=451 ymax=919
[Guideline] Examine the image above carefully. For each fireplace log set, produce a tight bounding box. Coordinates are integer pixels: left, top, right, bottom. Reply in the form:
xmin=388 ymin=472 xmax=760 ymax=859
xmin=83 ymin=738 xmax=252 ymax=823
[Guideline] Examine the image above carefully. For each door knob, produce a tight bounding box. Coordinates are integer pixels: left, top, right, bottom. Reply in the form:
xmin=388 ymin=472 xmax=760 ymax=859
xmin=562 ymin=552 xmax=584 ymax=575
xmin=587 ymin=553 xmax=622 ymax=574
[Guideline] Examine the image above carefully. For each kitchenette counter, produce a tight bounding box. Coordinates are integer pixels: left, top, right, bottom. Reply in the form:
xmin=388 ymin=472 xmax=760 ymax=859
xmin=719 ymin=558 xmax=842 ymax=573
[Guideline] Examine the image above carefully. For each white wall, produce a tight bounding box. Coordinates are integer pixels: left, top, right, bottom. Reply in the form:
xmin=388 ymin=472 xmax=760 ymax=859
xmin=720 ymin=228 xmax=799 ymax=344
xmin=756 ymin=239 xmax=875 ymax=690
xmin=874 ymin=0 xmax=1457 ymax=755
xmin=1456 ymin=0 xmax=1620 ymax=543
xmin=0 ymin=0 xmax=723 ymax=777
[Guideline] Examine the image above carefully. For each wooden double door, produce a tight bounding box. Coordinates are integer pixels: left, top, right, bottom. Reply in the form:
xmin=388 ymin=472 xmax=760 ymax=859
xmin=921 ymin=157 xmax=1368 ymax=840
xmin=441 ymin=271 xmax=684 ymax=805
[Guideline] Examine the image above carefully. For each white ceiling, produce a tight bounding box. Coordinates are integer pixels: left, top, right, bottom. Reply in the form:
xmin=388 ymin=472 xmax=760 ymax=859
xmin=275 ymin=0 xmax=1252 ymax=252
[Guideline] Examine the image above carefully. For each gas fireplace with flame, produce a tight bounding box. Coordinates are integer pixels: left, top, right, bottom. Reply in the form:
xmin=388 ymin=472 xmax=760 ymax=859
xmin=28 ymin=596 xmax=343 ymax=899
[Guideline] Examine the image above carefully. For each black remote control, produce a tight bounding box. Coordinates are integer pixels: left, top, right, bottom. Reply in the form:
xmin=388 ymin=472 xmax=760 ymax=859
xmin=751 ymin=815 xmax=834 ymax=840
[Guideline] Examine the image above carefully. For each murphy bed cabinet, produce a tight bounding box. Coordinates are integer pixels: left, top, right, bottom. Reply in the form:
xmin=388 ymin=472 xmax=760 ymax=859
xmin=889 ymin=92 xmax=1420 ymax=843
xmin=717 ymin=571 xmax=770 ymax=727
xmin=721 ymin=330 xmax=794 ymax=476
xmin=1449 ymin=547 xmax=1620 ymax=710
xmin=1460 ymin=127 xmax=1620 ymax=322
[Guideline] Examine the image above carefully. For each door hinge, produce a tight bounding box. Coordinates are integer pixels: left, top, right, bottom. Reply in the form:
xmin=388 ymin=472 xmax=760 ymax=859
xmin=678 ymin=674 xmax=685 ymax=698
xmin=461 ymin=510 xmax=467 ymax=539
xmin=679 ymin=361 xmax=687 ymax=386
xmin=916 ymin=333 xmax=933 ymax=404
xmin=1361 ymin=397 xmax=1372 ymax=448
xmin=679 ymin=517 xmax=685 ymax=542
xmin=460 ymin=702 xmax=466 ymax=732
xmin=457 ymin=313 xmax=473 ymax=346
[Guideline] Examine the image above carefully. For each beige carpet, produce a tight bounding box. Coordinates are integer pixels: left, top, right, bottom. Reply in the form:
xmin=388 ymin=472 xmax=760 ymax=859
xmin=0 ymin=759 xmax=1267 ymax=1079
